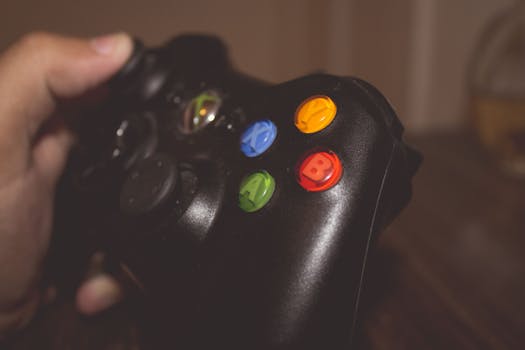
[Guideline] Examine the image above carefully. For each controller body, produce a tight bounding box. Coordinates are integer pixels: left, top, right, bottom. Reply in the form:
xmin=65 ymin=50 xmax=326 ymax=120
xmin=52 ymin=35 xmax=421 ymax=349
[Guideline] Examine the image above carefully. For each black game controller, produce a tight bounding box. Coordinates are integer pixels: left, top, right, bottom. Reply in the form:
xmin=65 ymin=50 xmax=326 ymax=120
xmin=51 ymin=35 xmax=421 ymax=349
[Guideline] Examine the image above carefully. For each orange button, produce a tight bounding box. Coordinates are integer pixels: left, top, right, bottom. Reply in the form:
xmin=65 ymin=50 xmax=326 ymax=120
xmin=294 ymin=96 xmax=337 ymax=134
xmin=297 ymin=150 xmax=342 ymax=192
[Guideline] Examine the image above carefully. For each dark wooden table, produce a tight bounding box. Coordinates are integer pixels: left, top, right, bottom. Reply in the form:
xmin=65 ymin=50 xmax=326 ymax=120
xmin=5 ymin=132 xmax=525 ymax=349
xmin=364 ymin=132 xmax=525 ymax=349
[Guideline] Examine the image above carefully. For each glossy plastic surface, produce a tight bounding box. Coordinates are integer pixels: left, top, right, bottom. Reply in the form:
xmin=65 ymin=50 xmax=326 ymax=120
xmin=50 ymin=35 xmax=421 ymax=350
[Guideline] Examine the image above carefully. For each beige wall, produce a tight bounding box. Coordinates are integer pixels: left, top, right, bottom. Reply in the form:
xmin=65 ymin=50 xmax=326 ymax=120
xmin=1 ymin=0 xmax=515 ymax=133
xmin=406 ymin=0 xmax=514 ymax=131
xmin=1 ymin=0 xmax=333 ymax=82
xmin=348 ymin=0 xmax=414 ymax=130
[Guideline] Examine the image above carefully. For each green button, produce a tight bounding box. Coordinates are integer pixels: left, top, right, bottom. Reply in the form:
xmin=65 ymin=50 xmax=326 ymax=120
xmin=238 ymin=171 xmax=275 ymax=212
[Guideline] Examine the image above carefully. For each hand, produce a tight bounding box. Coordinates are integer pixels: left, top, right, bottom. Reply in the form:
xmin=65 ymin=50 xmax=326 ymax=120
xmin=0 ymin=32 xmax=132 ymax=338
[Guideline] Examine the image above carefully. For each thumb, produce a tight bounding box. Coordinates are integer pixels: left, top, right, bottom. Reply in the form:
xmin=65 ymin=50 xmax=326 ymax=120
xmin=0 ymin=32 xmax=132 ymax=182
xmin=0 ymin=32 xmax=132 ymax=136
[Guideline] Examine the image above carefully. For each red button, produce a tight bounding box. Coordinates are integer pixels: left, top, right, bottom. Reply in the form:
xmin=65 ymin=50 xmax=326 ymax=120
xmin=297 ymin=151 xmax=343 ymax=192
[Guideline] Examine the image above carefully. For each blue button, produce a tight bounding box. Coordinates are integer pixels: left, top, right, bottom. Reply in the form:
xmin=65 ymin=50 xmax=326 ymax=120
xmin=240 ymin=120 xmax=277 ymax=157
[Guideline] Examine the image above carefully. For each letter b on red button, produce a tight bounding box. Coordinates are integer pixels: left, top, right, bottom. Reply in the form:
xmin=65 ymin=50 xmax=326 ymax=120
xmin=302 ymin=153 xmax=333 ymax=182
xmin=297 ymin=150 xmax=343 ymax=192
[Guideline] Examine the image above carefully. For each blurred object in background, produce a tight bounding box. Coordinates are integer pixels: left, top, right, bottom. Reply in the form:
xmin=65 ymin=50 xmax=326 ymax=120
xmin=470 ymin=0 xmax=525 ymax=178
xmin=0 ymin=0 xmax=513 ymax=135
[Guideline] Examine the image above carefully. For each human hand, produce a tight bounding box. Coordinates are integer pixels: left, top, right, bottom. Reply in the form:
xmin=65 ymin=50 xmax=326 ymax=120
xmin=0 ymin=32 xmax=132 ymax=338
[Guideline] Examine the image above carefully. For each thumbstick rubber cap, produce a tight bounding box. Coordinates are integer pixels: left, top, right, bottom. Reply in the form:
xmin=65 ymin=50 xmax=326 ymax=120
xmin=108 ymin=38 xmax=146 ymax=90
xmin=120 ymin=154 xmax=177 ymax=215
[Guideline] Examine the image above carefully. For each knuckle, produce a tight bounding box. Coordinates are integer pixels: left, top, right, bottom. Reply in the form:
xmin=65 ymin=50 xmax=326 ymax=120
xmin=12 ymin=31 xmax=63 ymax=69
xmin=17 ymin=31 xmax=56 ymax=53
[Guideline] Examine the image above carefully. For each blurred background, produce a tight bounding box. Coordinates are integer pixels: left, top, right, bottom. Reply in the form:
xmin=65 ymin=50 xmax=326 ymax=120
xmin=3 ymin=0 xmax=525 ymax=349
xmin=0 ymin=0 xmax=515 ymax=133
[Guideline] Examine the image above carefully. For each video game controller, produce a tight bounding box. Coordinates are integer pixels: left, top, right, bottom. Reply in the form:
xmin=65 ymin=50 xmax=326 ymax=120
xmin=51 ymin=35 xmax=421 ymax=349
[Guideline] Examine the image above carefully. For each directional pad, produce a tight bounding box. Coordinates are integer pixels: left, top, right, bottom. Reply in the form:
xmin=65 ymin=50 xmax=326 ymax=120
xmin=120 ymin=154 xmax=178 ymax=215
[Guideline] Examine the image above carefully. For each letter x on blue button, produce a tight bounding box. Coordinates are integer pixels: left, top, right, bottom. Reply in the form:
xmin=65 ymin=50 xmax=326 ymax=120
xmin=240 ymin=120 xmax=277 ymax=157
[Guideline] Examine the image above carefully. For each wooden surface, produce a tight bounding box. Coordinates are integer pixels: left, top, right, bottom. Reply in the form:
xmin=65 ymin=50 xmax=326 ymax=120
xmin=363 ymin=132 xmax=525 ymax=349
xmin=5 ymin=132 xmax=525 ymax=349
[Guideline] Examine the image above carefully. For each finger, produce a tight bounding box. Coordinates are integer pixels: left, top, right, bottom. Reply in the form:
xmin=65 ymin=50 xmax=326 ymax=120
xmin=0 ymin=32 xmax=132 ymax=130
xmin=32 ymin=116 xmax=75 ymax=186
xmin=75 ymin=274 xmax=123 ymax=315
xmin=0 ymin=32 xmax=132 ymax=181
xmin=0 ymin=289 xmax=41 ymax=339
